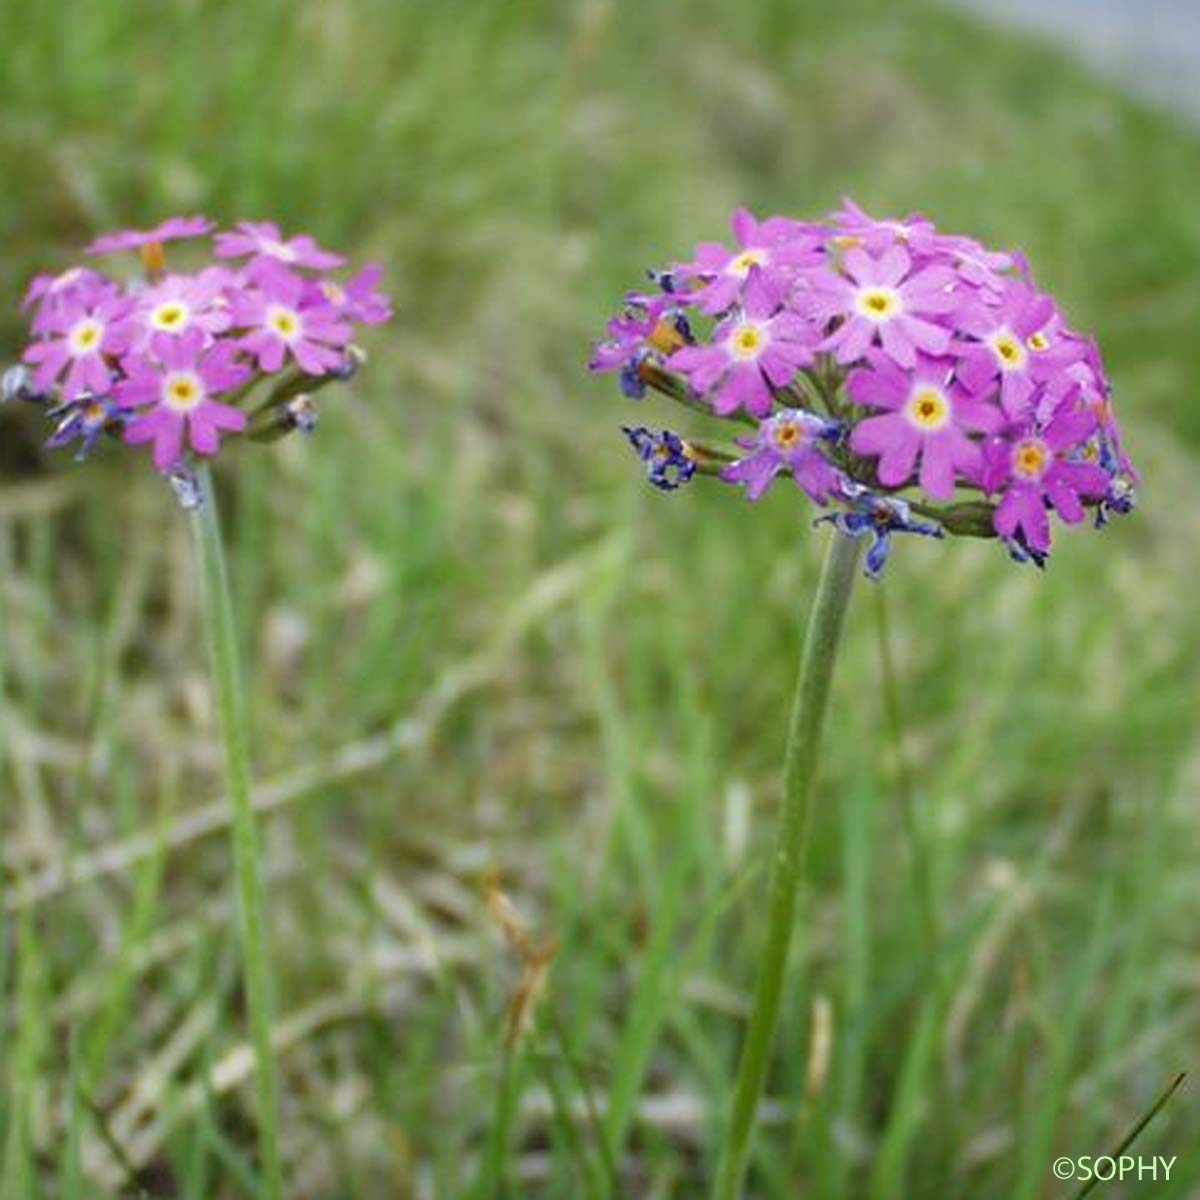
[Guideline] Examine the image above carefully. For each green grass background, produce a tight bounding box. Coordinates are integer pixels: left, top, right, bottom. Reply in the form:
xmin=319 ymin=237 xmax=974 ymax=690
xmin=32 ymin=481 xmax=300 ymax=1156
xmin=1 ymin=0 xmax=1198 ymax=1195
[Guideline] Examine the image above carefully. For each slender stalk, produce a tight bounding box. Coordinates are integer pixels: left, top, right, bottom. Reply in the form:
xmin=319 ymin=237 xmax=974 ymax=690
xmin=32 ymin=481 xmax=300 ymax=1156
xmin=713 ymin=529 xmax=861 ymax=1200
xmin=188 ymin=463 xmax=283 ymax=1200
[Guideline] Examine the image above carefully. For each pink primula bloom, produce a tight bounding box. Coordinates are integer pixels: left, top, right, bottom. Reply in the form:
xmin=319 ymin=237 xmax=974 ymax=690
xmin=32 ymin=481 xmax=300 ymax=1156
xmin=22 ymin=267 xmax=114 ymax=335
xmin=805 ymin=245 xmax=959 ymax=368
xmin=985 ymin=401 xmax=1109 ymax=554
xmin=847 ymin=352 xmax=1003 ymax=499
xmin=86 ymin=216 xmax=214 ymax=255
xmin=315 ymin=264 xmax=392 ymax=325
xmin=117 ymin=332 xmax=250 ymax=470
xmin=956 ymin=280 xmax=1086 ymax=418
xmin=675 ymin=206 xmax=824 ymax=315
xmin=669 ymin=267 xmax=816 ymax=418
xmin=133 ymin=268 xmax=234 ymax=346
xmin=232 ymin=266 xmax=352 ymax=375
xmin=215 ymin=220 xmax=345 ymax=271
xmin=828 ymin=199 xmax=1020 ymax=294
xmin=721 ymin=409 xmax=843 ymax=502
xmin=22 ymin=290 xmax=134 ymax=400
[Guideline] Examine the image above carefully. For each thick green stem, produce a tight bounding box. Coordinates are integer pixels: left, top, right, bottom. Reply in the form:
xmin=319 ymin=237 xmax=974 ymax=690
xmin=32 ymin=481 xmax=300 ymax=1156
xmin=712 ymin=529 xmax=861 ymax=1200
xmin=189 ymin=463 xmax=283 ymax=1200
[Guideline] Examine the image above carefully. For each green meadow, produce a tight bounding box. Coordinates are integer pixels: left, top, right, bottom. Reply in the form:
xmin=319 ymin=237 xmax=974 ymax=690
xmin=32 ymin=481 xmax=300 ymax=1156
xmin=1 ymin=0 xmax=1198 ymax=1195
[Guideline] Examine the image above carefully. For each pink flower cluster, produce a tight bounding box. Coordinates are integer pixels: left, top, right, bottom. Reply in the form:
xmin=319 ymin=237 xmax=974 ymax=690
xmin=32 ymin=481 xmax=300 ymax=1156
xmin=590 ymin=200 xmax=1137 ymax=570
xmin=15 ymin=218 xmax=391 ymax=471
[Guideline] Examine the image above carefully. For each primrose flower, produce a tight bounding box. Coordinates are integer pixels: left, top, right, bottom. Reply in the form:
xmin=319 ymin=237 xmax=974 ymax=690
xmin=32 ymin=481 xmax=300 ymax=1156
xmin=23 ymin=290 xmax=133 ymax=400
xmin=722 ymin=409 xmax=843 ymax=502
xmin=117 ymin=332 xmax=251 ymax=470
xmin=984 ymin=401 xmax=1109 ymax=558
xmin=956 ymin=281 xmax=1085 ymax=418
xmin=594 ymin=199 xmax=1136 ymax=571
xmin=623 ymin=426 xmax=696 ymax=491
xmin=847 ymin=352 xmax=1002 ymax=499
xmin=675 ymin=206 xmax=823 ymax=315
xmin=806 ymin=245 xmax=958 ymax=369
xmin=133 ymin=269 xmax=234 ymax=344
xmin=22 ymin=267 xmax=113 ymax=334
xmin=86 ymin=216 xmax=214 ymax=256
xmin=669 ymin=267 xmax=816 ymax=418
xmin=317 ymin=264 xmax=393 ymax=325
xmin=232 ymin=266 xmax=352 ymax=375
xmin=216 ymin=220 xmax=345 ymax=271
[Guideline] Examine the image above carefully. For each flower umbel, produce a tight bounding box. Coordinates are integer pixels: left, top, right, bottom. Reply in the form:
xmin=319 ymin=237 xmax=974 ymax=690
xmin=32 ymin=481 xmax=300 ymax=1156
xmin=590 ymin=199 xmax=1137 ymax=575
xmin=12 ymin=217 xmax=391 ymax=497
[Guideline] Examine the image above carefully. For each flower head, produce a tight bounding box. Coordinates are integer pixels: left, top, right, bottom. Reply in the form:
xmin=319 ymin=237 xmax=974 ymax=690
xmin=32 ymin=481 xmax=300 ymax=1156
xmin=595 ymin=202 xmax=1135 ymax=570
xmin=12 ymin=217 xmax=391 ymax=489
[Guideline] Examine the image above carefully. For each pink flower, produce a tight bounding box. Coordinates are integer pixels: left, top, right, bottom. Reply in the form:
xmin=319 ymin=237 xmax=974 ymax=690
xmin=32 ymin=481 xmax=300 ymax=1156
xmin=117 ymin=332 xmax=250 ymax=469
xmin=669 ymin=267 xmax=816 ymax=418
xmin=674 ymin=206 xmax=823 ymax=315
xmin=848 ymin=352 xmax=1003 ymax=499
xmin=956 ymin=281 xmax=1086 ymax=418
xmin=805 ymin=245 xmax=960 ymax=368
xmin=828 ymin=199 xmax=1021 ymax=295
xmin=315 ymin=264 xmax=392 ymax=325
xmin=22 ymin=267 xmax=114 ymax=335
xmin=984 ymin=401 xmax=1109 ymax=555
xmin=132 ymin=268 xmax=234 ymax=346
xmin=22 ymin=290 xmax=134 ymax=400
xmin=86 ymin=216 xmax=214 ymax=255
xmin=721 ymin=409 xmax=844 ymax=501
xmin=231 ymin=266 xmax=352 ymax=375
xmin=215 ymin=221 xmax=344 ymax=271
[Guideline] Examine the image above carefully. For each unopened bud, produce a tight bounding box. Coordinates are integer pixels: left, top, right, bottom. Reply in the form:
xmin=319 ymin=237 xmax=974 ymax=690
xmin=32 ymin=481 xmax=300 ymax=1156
xmin=165 ymin=463 xmax=203 ymax=511
xmin=284 ymin=394 xmax=319 ymax=435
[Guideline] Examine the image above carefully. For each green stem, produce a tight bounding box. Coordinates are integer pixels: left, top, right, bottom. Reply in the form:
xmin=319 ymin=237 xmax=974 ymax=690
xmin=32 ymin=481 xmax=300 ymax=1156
xmin=188 ymin=463 xmax=283 ymax=1200
xmin=712 ymin=529 xmax=862 ymax=1200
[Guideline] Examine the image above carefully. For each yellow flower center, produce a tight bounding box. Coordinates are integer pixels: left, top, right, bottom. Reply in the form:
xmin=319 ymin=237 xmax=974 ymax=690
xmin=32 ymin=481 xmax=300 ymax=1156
xmin=84 ymin=403 xmax=107 ymax=425
xmin=905 ymin=386 xmax=951 ymax=431
xmin=1027 ymin=330 xmax=1050 ymax=352
xmin=268 ymin=305 xmax=301 ymax=340
xmin=771 ymin=419 xmax=804 ymax=450
xmin=162 ymin=371 xmax=203 ymax=413
xmin=855 ymin=287 xmax=900 ymax=322
xmin=729 ymin=322 xmax=767 ymax=361
xmin=990 ymin=330 xmax=1027 ymax=370
xmin=68 ymin=319 xmax=102 ymax=355
xmin=1012 ymin=438 xmax=1048 ymax=479
xmin=150 ymin=301 xmax=189 ymax=331
xmin=727 ymin=249 xmax=766 ymax=277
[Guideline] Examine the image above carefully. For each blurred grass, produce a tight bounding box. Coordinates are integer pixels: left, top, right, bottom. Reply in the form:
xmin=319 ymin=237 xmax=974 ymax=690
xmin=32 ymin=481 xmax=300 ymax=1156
xmin=1 ymin=0 xmax=1199 ymax=1195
